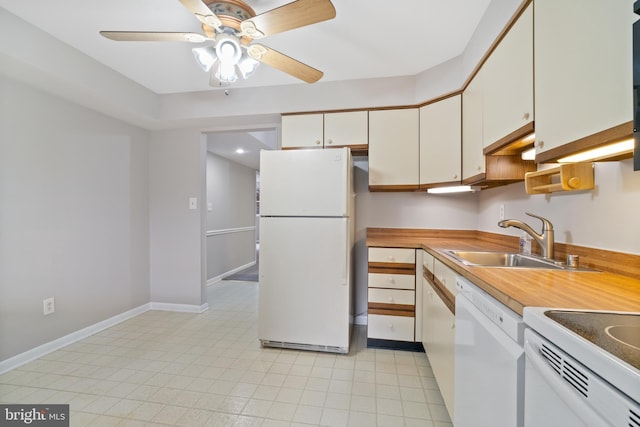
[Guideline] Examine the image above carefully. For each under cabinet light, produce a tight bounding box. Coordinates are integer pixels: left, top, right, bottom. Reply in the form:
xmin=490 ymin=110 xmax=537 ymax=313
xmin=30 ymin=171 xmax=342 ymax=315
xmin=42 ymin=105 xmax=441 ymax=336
xmin=427 ymin=185 xmax=477 ymax=194
xmin=557 ymin=139 xmax=634 ymax=163
xmin=521 ymin=147 xmax=536 ymax=160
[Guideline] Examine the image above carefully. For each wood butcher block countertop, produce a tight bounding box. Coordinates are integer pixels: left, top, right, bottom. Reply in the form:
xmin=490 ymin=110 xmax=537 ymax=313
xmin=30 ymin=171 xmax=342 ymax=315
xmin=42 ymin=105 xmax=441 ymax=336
xmin=367 ymin=228 xmax=640 ymax=316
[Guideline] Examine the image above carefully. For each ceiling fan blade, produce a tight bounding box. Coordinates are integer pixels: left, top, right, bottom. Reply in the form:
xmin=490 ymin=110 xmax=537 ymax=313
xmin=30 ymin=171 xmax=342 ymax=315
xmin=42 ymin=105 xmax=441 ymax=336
xmin=242 ymin=0 xmax=335 ymax=38
xmin=178 ymin=0 xmax=222 ymax=28
xmin=248 ymin=44 xmax=323 ymax=83
xmin=100 ymin=31 xmax=210 ymax=43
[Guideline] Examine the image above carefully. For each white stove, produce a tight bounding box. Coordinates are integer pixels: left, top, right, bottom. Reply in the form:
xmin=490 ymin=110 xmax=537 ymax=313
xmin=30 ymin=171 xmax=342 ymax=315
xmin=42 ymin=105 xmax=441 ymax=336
xmin=523 ymin=307 xmax=640 ymax=427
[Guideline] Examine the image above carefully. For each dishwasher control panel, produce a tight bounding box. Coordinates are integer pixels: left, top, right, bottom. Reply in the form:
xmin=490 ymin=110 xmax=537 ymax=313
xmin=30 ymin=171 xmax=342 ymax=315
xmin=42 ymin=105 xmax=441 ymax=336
xmin=456 ymin=277 xmax=525 ymax=344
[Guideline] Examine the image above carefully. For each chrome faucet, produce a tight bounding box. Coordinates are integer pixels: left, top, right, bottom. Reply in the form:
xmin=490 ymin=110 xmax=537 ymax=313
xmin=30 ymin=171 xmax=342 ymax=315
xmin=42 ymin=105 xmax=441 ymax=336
xmin=498 ymin=212 xmax=555 ymax=259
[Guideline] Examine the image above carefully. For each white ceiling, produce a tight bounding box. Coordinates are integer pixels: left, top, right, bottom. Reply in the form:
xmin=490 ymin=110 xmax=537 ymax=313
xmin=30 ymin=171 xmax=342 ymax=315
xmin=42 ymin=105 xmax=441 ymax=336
xmin=0 ymin=0 xmax=493 ymax=169
xmin=207 ymin=128 xmax=278 ymax=170
xmin=0 ymin=0 xmax=492 ymax=94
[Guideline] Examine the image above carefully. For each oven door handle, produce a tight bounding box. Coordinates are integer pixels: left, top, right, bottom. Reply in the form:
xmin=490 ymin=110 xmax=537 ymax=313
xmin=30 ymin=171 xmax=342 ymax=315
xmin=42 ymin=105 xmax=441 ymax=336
xmin=525 ymin=341 xmax=609 ymax=427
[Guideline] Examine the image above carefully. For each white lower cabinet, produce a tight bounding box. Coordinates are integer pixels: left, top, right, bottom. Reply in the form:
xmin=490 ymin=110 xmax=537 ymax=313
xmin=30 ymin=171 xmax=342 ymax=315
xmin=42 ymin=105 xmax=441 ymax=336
xmin=367 ymin=314 xmax=415 ymax=342
xmin=422 ymin=255 xmax=456 ymax=421
xmin=367 ymin=247 xmax=417 ymax=344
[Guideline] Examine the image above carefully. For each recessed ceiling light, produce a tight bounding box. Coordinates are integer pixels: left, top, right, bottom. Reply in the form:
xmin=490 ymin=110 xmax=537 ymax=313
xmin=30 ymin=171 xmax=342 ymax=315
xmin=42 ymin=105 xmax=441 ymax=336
xmin=235 ymin=148 xmax=245 ymax=154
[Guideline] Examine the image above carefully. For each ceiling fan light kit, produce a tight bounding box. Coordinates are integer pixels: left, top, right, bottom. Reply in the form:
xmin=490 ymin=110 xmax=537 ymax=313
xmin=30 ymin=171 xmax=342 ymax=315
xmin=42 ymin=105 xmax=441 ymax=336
xmin=100 ymin=0 xmax=336 ymax=87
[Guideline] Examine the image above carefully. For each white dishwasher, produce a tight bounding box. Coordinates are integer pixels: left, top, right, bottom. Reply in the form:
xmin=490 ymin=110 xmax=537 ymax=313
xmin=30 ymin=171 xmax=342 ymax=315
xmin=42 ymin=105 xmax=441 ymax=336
xmin=454 ymin=276 xmax=526 ymax=427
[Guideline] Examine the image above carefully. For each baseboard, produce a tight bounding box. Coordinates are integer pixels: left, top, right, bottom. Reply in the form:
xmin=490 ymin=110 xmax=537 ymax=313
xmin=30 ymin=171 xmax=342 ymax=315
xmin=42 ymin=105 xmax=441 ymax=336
xmin=207 ymin=260 xmax=256 ymax=286
xmin=0 ymin=300 xmax=211 ymax=374
xmin=150 ymin=302 xmax=209 ymax=313
xmin=354 ymin=313 xmax=368 ymax=325
xmin=0 ymin=303 xmax=150 ymax=375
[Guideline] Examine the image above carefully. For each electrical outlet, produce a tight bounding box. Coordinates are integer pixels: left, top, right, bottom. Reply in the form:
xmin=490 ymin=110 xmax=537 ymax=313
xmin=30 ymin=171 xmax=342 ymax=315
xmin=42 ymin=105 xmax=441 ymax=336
xmin=43 ymin=297 xmax=55 ymax=315
xmin=499 ymin=204 xmax=505 ymax=220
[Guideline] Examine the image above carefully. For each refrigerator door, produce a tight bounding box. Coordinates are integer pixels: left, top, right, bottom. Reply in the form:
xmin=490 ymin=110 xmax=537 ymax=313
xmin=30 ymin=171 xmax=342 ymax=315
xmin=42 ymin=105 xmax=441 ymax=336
xmin=258 ymin=216 xmax=351 ymax=352
xmin=260 ymin=148 xmax=351 ymax=217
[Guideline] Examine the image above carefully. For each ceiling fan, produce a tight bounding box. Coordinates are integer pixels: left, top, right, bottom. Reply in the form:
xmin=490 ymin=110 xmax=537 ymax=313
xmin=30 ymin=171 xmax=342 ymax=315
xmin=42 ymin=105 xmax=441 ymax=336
xmin=100 ymin=0 xmax=336 ymax=86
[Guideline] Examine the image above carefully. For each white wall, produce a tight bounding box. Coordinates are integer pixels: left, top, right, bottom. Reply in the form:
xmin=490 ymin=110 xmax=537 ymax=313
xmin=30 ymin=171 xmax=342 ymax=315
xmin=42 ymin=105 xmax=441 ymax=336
xmin=0 ymin=76 xmax=150 ymax=361
xmin=149 ymin=129 xmax=207 ymax=307
xmin=205 ymin=153 xmax=257 ymax=282
xmin=479 ymin=160 xmax=640 ymax=254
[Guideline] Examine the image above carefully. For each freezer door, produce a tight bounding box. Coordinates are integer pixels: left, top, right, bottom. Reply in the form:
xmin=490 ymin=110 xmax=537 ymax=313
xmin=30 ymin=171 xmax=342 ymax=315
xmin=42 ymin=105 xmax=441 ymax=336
xmin=260 ymin=148 xmax=351 ymax=217
xmin=258 ymin=217 xmax=351 ymax=352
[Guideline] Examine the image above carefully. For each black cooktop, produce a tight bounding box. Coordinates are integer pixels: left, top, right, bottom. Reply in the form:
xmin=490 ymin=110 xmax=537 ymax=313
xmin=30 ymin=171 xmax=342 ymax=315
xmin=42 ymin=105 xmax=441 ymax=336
xmin=544 ymin=310 xmax=640 ymax=370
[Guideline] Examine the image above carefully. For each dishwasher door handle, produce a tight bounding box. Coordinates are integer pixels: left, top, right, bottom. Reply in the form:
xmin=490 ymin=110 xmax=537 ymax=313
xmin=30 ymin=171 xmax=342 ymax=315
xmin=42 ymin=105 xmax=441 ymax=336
xmin=524 ymin=341 xmax=609 ymax=427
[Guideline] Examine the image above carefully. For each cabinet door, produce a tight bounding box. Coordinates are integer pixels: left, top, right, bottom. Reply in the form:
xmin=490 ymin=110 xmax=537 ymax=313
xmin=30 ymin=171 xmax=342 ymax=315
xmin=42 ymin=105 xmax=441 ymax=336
xmin=419 ymin=95 xmax=462 ymax=186
xmin=422 ymin=279 xmax=455 ymax=420
xmin=281 ymin=114 xmax=323 ymax=148
xmin=462 ymin=68 xmax=485 ymax=181
xmin=368 ymin=109 xmax=420 ymax=189
xmin=534 ymin=0 xmax=633 ymax=157
xmin=324 ymin=111 xmax=368 ymax=148
xmin=482 ymin=4 xmax=533 ymax=147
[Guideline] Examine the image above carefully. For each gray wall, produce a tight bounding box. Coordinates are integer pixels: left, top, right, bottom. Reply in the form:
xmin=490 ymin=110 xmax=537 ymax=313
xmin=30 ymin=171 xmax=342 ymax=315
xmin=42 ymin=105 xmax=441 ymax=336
xmin=149 ymin=129 xmax=206 ymax=307
xmin=205 ymin=152 xmax=257 ymax=282
xmin=0 ymin=76 xmax=150 ymax=360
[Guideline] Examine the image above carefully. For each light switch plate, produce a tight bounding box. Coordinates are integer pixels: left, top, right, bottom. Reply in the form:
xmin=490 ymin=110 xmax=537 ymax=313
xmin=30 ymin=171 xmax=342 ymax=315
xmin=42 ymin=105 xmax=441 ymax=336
xmin=189 ymin=197 xmax=198 ymax=210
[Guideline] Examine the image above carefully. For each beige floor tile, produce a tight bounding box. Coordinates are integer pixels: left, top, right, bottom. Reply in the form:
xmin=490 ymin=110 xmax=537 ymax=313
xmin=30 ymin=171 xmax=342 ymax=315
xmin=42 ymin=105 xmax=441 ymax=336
xmin=0 ymin=281 xmax=452 ymax=426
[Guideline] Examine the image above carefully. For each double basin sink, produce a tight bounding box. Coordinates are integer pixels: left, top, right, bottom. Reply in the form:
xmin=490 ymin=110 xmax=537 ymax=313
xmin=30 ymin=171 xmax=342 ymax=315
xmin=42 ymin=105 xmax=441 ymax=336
xmin=446 ymin=250 xmax=594 ymax=271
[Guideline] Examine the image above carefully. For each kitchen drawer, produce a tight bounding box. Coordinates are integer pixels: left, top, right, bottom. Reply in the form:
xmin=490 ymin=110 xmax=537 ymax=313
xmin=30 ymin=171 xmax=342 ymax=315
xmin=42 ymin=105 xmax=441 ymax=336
xmin=434 ymin=259 xmax=457 ymax=295
xmin=423 ymin=250 xmax=434 ymax=272
xmin=368 ymin=314 xmax=415 ymax=341
xmin=368 ymin=247 xmax=415 ymax=264
xmin=368 ymin=273 xmax=415 ymax=290
xmin=368 ymin=288 xmax=415 ymax=305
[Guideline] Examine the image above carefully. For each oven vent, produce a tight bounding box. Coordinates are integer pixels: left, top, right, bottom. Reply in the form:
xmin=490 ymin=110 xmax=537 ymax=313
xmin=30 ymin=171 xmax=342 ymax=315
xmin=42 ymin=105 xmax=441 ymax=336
xmin=630 ymin=408 xmax=640 ymax=427
xmin=540 ymin=343 xmax=590 ymax=397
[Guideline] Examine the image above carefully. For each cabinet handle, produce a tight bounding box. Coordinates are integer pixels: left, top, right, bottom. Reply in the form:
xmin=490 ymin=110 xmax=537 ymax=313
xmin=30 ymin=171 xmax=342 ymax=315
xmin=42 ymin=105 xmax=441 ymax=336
xmin=537 ymin=140 xmax=544 ymax=149
xmin=477 ymin=165 xmax=482 ymax=171
xmin=327 ymin=139 xmax=333 ymax=145
xmin=315 ymin=140 xmax=321 ymax=145
xmin=387 ymin=323 xmax=394 ymax=329
xmin=388 ymin=296 xmax=394 ymax=302
xmin=388 ymin=256 xmax=395 ymax=261
xmin=522 ymin=112 xmax=530 ymax=120
xmin=453 ymin=174 xmax=458 ymax=179
xmin=389 ymin=277 xmax=395 ymax=284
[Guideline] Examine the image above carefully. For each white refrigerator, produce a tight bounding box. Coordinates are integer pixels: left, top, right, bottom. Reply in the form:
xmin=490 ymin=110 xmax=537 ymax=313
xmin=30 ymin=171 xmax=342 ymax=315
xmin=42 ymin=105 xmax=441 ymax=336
xmin=258 ymin=148 xmax=353 ymax=354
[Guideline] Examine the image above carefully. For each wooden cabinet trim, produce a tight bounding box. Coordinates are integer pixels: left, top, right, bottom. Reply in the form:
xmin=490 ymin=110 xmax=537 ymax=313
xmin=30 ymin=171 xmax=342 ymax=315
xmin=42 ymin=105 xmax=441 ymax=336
xmin=484 ymin=121 xmax=535 ymax=155
xmin=428 ymin=277 xmax=456 ymax=315
xmin=368 ymin=264 xmax=415 ymax=273
xmin=368 ymin=307 xmax=415 ymax=317
xmin=535 ymin=121 xmax=633 ymax=164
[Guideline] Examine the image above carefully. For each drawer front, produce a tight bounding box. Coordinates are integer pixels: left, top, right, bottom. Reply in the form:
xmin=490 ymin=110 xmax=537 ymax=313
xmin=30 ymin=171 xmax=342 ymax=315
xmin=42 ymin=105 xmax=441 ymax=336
xmin=368 ymin=247 xmax=415 ymax=264
xmin=368 ymin=314 xmax=415 ymax=341
xmin=368 ymin=273 xmax=415 ymax=290
xmin=423 ymin=250 xmax=434 ymax=273
xmin=434 ymin=259 xmax=458 ymax=295
xmin=368 ymin=288 xmax=415 ymax=305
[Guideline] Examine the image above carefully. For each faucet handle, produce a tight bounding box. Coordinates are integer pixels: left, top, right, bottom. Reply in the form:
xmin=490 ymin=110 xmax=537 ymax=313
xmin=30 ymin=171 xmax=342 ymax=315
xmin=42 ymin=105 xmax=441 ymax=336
xmin=525 ymin=212 xmax=553 ymax=231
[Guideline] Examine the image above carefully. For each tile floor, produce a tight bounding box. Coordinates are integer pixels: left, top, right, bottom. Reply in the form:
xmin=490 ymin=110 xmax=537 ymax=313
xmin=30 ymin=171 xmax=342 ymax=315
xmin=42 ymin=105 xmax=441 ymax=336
xmin=0 ymin=281 xmax=453 ymax=426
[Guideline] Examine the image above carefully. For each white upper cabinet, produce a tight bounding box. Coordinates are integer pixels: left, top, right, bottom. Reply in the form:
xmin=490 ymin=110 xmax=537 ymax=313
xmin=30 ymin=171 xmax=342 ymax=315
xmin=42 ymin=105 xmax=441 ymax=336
xmin=324 ymin=111 xmax=368 ymax=148
xmin=368 ymin=108 xmax=420 ymax=189
xmin=482 ymin=3 xmax=533 ymax=148
xmin=419 ymin=95 xmax=462 ymax=186
xmin=281 ymin=114 xmax=323 ymax=148
xmin=462 ymin=67 xmax=485 ymax=181
xmin=534 ymin=0 xmax=633 ymax=160
xmin=281 ymin=111 xmax=368 ymax=150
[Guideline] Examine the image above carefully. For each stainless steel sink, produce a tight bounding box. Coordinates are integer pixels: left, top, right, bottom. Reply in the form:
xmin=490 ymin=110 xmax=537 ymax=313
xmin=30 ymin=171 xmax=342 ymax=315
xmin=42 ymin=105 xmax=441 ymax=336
xmin=447 ymin=250 xmax=565 ymax=269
